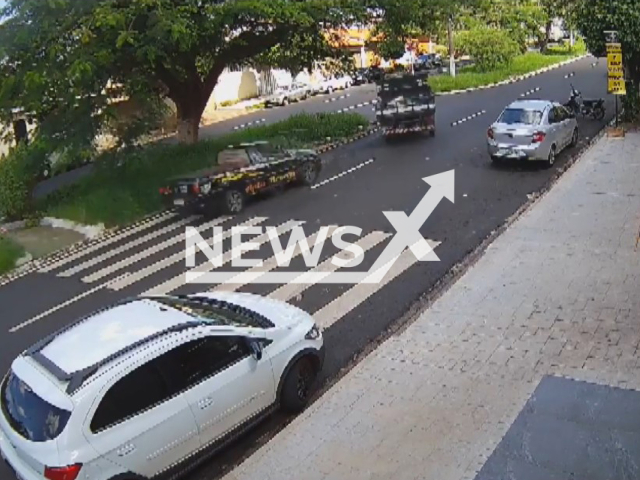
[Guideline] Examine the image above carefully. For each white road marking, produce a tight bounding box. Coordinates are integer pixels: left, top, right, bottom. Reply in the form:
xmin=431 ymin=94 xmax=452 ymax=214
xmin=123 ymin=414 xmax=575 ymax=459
xmin=212 ymin=226 xmax=339 ymax=293
xmin=9 ymin=274 xmax=130 ymax=332
xmin=144 ymin=219 xmax=302 ymax=295
xmin=451 ymin=110 xmax=486 ymax=127
xmin=83 ymin=216 xmax=243 ymax=284
xmin=268 ymin=231 xmax=391 ymax=302
xmin=520 ymin=87 xmax=540 ymax=97
xmin=58 ymin=216 xmax=199 ymax=277
xmin=233 ymin=119 xmax=266 ymax=131
xmin=38 ymin=211 xmax=179 ymax=273
xmin=313 ymin=240 xmax=430 ymax=329
xmin=311 ymin=159 xmax=375 ymax=189
xmin=564 ymin=72 xmax=576 ymax=79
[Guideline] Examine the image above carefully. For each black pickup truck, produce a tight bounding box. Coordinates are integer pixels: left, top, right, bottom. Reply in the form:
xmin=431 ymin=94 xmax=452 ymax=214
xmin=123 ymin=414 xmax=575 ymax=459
xmin=375 ymin=70 xmax=436 ymax=140
xmin=160 ymin=141 xmax=322 ymax=215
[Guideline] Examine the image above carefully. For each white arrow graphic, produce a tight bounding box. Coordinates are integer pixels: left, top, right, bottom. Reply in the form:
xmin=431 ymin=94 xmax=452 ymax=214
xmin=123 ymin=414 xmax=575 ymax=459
xmin=365 ymin=170 xmax=455 ymax=283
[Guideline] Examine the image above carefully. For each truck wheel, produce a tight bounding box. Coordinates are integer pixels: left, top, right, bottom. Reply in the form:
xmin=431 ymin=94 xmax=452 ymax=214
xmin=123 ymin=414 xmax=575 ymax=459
xmin=223 ymin=189 xmax=245 ymax=214
xmin=429 ymin=128 xmax=436 ymax=137
xmin=298 ymin=162 xmax=319 ymax=186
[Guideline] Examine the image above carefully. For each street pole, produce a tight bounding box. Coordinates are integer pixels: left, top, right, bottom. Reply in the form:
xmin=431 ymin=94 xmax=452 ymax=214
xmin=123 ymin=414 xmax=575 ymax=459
xmin=448 ymin=14 xmax=456 ymax=77
xmin=615 ymin=95 xmax=618 ymax=128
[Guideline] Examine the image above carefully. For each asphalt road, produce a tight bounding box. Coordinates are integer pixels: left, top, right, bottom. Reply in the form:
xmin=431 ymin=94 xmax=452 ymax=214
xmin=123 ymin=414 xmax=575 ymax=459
xmin=0 ymin=55 xmax=613 ymax=480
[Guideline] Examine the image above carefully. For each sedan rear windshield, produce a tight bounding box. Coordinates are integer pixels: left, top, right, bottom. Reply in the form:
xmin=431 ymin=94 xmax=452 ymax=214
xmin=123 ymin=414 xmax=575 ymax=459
xmin=1 ymin=371 xmax=71 ymax=442
xmin=498 ymin=108 xmax=542 ymax=125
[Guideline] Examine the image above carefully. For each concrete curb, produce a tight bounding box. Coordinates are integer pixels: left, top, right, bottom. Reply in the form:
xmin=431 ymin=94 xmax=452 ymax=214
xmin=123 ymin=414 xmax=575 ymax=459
xmin=436 ymin=55 xmax=589 ymax=97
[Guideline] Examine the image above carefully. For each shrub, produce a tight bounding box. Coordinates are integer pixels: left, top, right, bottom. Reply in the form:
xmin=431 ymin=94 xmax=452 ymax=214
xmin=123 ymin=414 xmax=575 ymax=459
xmin=435 ymin=45 xmax=449 ymax=57
xmin=622 ymin=81 xmax=640 ymax=124
xmin=0 ymin=146 xmax=33 ymax=220
xmin=0 ymin=235 xmax=25 ymax=275
xmin=457 ymin=28 xmax=520 ymax=72
xmin=0 ymin=139 xmax=55 ymax=220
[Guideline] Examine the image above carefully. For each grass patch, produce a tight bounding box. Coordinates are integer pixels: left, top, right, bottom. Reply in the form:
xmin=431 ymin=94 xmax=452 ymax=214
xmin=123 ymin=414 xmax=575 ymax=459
xmin=44 ymin=112 xmax=369 ymax=227
xmin=429 ymin=51 xmax=583 ymax=93
xmin=0 ymin=235 xmax=25 ymax=275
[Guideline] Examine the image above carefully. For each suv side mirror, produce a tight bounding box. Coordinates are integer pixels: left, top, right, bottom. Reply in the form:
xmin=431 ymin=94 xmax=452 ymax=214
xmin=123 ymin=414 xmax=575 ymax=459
xmin=247 ymin=339 xmax=263 ymax=361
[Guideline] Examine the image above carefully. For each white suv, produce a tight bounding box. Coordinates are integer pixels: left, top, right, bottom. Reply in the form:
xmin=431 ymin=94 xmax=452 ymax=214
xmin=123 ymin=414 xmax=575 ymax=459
xmin=0 ymin=293 xmax=324 ymax=480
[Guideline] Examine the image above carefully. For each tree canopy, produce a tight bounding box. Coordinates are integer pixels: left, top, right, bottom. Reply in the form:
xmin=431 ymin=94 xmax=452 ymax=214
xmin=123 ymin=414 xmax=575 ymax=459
xmin=0 ymin=0 xmax=365 ymax=146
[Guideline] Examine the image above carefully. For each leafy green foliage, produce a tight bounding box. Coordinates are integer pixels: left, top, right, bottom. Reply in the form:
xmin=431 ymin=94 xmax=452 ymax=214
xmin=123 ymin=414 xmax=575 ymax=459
xmin=0 ymin=235 xmax=25 ymax=275
xmin=44 ymin=112 xmax=369 ymax=226
xmin=0 ymin=0 xmax=364 ymax=146
xmin=572 ymin=0 xmax=640 ymax=117
xmin=429 ymin=51 xmax=578 ymax=92
xmin=0 ymin=140 xmax=51 ymax=220
xmin=456 ymin=28 xmax=519 ymax=71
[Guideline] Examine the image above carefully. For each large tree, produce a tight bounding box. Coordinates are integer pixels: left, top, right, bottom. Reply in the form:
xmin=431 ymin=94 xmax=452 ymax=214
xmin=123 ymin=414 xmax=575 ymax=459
xmin=0 ymin=0 xmax=363 ymax=146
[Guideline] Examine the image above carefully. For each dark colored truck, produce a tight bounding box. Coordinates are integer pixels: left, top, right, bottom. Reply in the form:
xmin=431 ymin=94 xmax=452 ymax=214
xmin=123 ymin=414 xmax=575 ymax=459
xmin=375 ymin=71 xmax=436 ymax=139
xmin=159 ymin=141 xmax=322 ymax=215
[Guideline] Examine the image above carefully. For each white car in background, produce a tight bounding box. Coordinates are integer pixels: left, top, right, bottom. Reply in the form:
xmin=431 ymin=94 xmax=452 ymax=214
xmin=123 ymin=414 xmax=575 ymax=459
xmin=317 ymin=74 xmax=353 ymax=94
xmin=0 ymin=293 xmax=324 ymax=480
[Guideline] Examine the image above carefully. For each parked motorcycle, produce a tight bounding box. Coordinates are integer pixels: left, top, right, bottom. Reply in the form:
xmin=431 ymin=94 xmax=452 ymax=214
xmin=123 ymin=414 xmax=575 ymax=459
xmin=565 ymin=84 xmax=605 ymax=120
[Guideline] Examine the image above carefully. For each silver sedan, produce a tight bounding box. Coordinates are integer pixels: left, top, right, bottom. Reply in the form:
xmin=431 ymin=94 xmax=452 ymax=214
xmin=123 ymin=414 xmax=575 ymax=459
xmin=487 ymin=100 xmax=579 ymax=167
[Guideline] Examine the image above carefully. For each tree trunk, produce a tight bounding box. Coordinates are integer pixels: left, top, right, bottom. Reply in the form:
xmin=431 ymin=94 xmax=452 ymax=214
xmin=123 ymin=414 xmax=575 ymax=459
xmin=447 ymin=15 xmax=456 ymax=78
xmin=541 ymin=21 xmax=552 ymax=52
xmin=175 ymin=98 xmax=206 ymax=145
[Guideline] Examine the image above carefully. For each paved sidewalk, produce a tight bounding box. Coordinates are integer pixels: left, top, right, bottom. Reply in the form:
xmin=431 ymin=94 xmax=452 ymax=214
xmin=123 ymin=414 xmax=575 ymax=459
xmin=223 ymin=131 xmax=640 ymax=480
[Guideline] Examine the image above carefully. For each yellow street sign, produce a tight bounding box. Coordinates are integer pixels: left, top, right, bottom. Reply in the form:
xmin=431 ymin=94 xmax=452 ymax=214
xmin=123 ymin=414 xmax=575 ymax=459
xmin=607 ymin=53 xmax=622 ymax=66
xmin=606 ymin=43 xmax=622 ymax=54
xmin=608 ymin=66 xmax=624 ymax=78
xmin=608 ymin=78 xmax=626 ymax=95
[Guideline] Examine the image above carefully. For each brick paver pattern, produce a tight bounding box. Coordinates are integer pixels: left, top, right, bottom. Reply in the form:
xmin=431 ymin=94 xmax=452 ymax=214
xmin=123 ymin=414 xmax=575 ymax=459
xmin=222 ymin=133 xmax=640 ymax=480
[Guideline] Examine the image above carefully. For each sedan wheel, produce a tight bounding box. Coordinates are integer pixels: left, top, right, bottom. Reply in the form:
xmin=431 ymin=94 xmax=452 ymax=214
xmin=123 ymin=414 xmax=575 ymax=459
xmin=570 ymin=128 xmax=579 ymax=148
xmin=545 ymin=146 xmax=556 ymax=169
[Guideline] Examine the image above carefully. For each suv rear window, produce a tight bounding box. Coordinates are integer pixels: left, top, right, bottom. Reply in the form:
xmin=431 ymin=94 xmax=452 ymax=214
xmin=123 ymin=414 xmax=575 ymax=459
xmin=498 ymin=108 xmax=542 ymax=125
xmin=1 ymin=371 xmax=71 ymax=442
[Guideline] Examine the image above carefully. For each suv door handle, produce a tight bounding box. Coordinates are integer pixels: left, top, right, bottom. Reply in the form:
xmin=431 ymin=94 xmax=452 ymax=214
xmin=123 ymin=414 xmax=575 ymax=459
xmin=117 ymin=443 xmax=136 ymax=456
xmin=198 ymin=397 xmax=214 ymax=409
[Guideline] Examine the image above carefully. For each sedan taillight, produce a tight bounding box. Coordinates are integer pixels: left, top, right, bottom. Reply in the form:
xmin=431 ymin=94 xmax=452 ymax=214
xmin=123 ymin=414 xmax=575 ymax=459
xmin=191 ymin=183 xmax=200 ymax=194
xmin=532 ymin=131 xmax=546 ymax=143
xmin=44 ymin=464 xmax=82 ymax=480
xmin=487 ymin=128 xmax=494 ymax=140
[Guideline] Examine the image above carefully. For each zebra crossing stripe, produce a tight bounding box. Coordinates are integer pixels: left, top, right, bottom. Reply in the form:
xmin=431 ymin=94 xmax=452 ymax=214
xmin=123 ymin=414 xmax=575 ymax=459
xmin=212 ymin=226 xmax=340 ymax=293
xmin=38 ymin=211 xmax=179 ymax=273
xmin=57 ymin=216 xmax=199 ymax=277
xmin=83 ymin=216 xmax=247 ymax=284
xmin=268 ymin=231 xmax=391 ymax=302
xmin=313 ymin=240 xmax=434 ymax=329
xmin=143 ymin=219 xmax=302 ymax=295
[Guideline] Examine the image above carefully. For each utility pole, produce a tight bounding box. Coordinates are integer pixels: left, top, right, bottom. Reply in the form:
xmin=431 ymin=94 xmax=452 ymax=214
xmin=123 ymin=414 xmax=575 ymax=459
xmin=447 ymin=14 xmax=456 ymax=77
